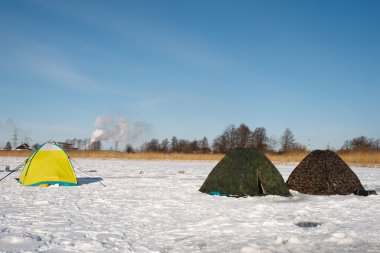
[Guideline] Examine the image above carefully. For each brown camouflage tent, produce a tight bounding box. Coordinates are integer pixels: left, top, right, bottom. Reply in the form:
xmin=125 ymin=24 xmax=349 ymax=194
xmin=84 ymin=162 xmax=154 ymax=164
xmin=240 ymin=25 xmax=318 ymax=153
xmin=287 ymin=150 xmax=364 ymax=195
xmin=199 ymin=148 xmax=291 ymax=197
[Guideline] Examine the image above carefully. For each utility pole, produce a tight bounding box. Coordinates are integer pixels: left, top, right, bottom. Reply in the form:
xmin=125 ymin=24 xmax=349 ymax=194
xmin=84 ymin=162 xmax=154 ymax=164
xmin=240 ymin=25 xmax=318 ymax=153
xmin=12 ymin=129 xmax=18 ymax=149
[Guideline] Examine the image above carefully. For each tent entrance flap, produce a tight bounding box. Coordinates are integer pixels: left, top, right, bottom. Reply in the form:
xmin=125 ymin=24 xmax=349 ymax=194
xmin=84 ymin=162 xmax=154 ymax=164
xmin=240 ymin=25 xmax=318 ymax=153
xmin=258 ymin=176 xmax=266 ymax=195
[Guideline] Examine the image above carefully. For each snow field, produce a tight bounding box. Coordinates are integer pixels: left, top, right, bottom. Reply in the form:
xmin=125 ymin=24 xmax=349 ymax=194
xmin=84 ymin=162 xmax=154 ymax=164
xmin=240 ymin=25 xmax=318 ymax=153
xmin=0 ymin=157 xmax=379 ymax=252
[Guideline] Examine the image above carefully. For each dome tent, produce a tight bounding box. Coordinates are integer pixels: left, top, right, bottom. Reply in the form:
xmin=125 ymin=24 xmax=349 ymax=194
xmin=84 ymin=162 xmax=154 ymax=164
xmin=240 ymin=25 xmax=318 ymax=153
xmin=286 ymin=150 xmax=364 ymax=195
xmin=19 ymin=142 xmax=77 ymax=187
xmin=199 ymin=148 xmax=291 ymax=197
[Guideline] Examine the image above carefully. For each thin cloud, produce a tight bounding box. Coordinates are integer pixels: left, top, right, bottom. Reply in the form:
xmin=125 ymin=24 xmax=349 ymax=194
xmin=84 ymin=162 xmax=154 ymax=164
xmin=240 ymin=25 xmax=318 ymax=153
xmin=17 ymin=44 xmax=106 ymax=93
xmin=22 ymin=121 xmax=86 ymax=134
xmin=28 ymin=1 xmax=228 ymax=71
xmin=7 ymin=41 xmax=133 ymax=96
xmin=31 ymin=59 xmax=106 ymax=93
xmin=128 ymin=120 xmax=152 ymax=144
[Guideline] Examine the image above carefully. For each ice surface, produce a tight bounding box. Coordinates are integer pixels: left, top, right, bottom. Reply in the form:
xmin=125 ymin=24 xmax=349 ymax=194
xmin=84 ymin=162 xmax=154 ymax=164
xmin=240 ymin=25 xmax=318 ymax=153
xmin=0 ymin=158 xmax=379 ymax=252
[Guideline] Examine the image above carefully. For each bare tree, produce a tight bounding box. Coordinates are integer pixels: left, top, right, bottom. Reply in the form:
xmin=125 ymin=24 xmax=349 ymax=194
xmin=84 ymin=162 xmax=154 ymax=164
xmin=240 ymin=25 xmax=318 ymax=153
xmin=350 ymin=136 xmax=373 ymax=151
xmin=83 ymin=138 xmax=90 ymax=150
xmin=4 ymin=141 xmax=12 ymax=150
xmin=200 ymin=137 xmax=211 ymax=154
xmin=280 ymin=128 xmax=295 ymax=153
xmin=212 ymin=134 xmax=229 ymax=154
xmin=249 ymin=127 xmax=268 ymax=151
xmin=160 ymin=138 xmax=169 ymax=153
xmin=292 ymin=143 xmax=307 ymax=151
xmin=89 ymin=140 xmax=102 ymax=150
xmin=341 ymin=136 xmax=380 ymax=151
xmin=267 ymin=135 xmax=278 ymax=152
xmin=171 ymin=136 xmax=179 ymax=152
xmin=375 ymin=139 xmax=380 ymax=150
xmin=213 ymin=124 xmax=241 ymax=152
xmin=143 ymin=138 xmax=160 ymax=152
xmin=341 ymin=140 xmax=350 ymax=151
xmin=76 ymin=139 xmax=83 ymax=150
xmin=235 ymin=124 xmax=251 ymax=148
xmin=189 ymin=140 xmax=199 ymax=153
xmin=213 ymin=124 xmax=268 ymax=153
xmin=178 ymin=139 xmax=191 ymax=153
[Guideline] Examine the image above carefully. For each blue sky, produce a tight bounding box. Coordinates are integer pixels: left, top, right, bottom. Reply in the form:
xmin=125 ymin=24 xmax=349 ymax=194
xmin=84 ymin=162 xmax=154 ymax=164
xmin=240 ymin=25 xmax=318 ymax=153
xmin=1 ymin=0 xmax=379 ymax=150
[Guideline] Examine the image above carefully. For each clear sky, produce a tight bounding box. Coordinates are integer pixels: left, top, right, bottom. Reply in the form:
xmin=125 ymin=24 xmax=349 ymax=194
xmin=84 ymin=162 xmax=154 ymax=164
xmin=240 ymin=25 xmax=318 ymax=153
xmin=1 ymin=0 xmax=379 ymax=150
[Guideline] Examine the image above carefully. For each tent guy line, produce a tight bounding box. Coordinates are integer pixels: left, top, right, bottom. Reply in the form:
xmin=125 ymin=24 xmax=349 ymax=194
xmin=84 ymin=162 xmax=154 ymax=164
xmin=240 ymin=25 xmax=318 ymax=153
xmin=70 ymin=157 xmax=107 ymax=187
xmin=0 ymin=161 xmax=25 ymax=183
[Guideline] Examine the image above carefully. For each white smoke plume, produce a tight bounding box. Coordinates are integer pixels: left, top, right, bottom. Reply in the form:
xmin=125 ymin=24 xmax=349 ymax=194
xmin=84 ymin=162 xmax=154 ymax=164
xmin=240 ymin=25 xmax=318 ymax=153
xmin=0 ymin=118 xmax=16 ymax=127
xmin=91 ymin=116 xmax=128 ymax=144
xmin=90 ymin=116 xmax=151 ymax=147
xmin=129 ymin=120 xmax=152 ymax=143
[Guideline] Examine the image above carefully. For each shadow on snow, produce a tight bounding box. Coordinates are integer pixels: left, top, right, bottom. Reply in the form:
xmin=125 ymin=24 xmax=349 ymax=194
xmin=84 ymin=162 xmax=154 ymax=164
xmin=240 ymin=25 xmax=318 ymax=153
xmin=77 ymin=177 xmax=103 ymax=185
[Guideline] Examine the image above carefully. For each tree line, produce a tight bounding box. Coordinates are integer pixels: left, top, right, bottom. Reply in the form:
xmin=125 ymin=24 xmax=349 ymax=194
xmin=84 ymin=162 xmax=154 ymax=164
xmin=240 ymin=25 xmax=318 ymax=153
xmin=211 ymin=124 xmax=307 ymax=153
xmin=139 ymin=124 xmax=306 ymax=154
xmin=139 ymin=136 xmax=211 ymax=154
xmin=341 ymin=136 xmax=380 ymax=151
xmin=3 ymin=124 xmax=379 ymax=153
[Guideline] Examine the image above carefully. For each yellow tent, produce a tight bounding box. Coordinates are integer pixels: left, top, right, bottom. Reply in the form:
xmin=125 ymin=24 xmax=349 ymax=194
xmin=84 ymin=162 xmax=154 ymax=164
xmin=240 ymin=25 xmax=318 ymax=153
xmin=19 ymin=142 xmax=77 ymax=187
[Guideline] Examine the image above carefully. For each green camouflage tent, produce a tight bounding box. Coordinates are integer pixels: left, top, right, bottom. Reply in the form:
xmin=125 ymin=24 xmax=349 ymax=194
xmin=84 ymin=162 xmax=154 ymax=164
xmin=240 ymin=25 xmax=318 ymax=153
xmin=199 ymin=148 xmax=291 ymax=197
xmin=286 ymin=150 xmax=364 ymax=195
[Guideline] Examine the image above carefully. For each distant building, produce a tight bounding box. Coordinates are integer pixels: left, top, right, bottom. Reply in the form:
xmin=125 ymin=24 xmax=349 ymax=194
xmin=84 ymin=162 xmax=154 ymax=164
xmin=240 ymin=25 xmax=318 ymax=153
xmin=57 ymin=142 xmax=77 ymax=151
xmin=15 ymin=143 xmax=31 ymax=150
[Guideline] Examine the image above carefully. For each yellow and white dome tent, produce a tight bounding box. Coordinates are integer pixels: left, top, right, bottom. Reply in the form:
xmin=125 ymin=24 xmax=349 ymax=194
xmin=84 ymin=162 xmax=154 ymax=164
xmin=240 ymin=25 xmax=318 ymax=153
xmin=19 ymin=142 xmax=77 ymax=187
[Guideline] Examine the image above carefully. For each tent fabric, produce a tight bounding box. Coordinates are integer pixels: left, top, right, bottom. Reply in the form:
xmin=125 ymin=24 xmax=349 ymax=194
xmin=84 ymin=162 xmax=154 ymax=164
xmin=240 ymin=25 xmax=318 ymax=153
xmin=286 ymin=150 xmax=364 ymax=195
xmin=19 ymin=142 xmax=77 ymax=187
xmin=199 ymin=148 xmax=291 ymax=197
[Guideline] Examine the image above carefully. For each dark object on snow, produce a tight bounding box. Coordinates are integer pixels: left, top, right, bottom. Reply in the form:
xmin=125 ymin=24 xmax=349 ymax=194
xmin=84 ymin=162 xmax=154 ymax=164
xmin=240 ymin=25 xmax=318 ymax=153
xmin=296 ymin=222 xmax=322 ymax=228
xmin=287 ymin=150 xmax=364 ymax=195
xmin=5 ymin=166 xmax=10 ymax=172
xmin=199 ymin=148 xmax=291 ymax=197
xmin=354 ymin=189 xmax=377 ymax=196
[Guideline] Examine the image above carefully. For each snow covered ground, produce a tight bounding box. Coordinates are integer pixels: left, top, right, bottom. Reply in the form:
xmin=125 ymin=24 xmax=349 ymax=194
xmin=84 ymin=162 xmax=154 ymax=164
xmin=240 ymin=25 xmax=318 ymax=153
xmin=0 ymin=157 xmax=379 ymax=253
